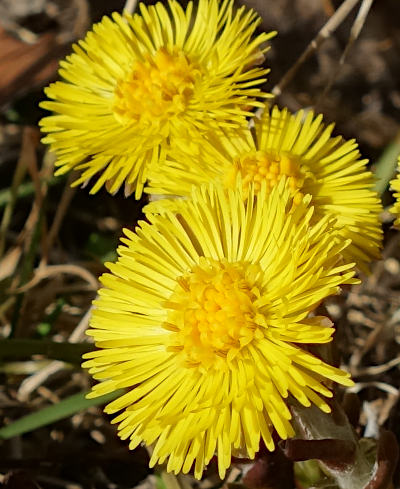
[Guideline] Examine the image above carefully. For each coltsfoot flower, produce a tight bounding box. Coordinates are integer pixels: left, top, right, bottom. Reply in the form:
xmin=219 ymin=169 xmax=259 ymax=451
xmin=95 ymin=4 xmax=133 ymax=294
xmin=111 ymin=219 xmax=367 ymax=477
xmin=40 ymin=0 xmax=275 ymax=198
xmin=390 ymin=156 xmax=400 ymax=227
xmin=83 ymin=179 xmax=356 ymax=479
xmin=146 ymin=106 xmax=383 ymax=272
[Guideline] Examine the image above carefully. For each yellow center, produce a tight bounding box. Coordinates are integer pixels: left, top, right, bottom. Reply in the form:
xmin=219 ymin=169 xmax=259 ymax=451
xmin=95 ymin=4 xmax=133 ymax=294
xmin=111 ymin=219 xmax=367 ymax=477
xmin=164 ymin=259 xmax=265 ymax=369
xmin=226 ymin=150 xmax=305 ymax=204
xmin=113 ymin=48 xmax=200 ymax=124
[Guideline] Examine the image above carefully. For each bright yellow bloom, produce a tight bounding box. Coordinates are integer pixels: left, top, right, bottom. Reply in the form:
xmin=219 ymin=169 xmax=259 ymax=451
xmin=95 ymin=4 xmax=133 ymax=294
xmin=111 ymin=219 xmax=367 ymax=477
xmin=390 ymin=156 xmax=400 ymax=227
xmin=146 ymin=106 xmax=383 ymax=272
xmin=39 ymin=0 xmax=275 ymax=198
xmin=83 ymin=179 xmax=356 ymax=479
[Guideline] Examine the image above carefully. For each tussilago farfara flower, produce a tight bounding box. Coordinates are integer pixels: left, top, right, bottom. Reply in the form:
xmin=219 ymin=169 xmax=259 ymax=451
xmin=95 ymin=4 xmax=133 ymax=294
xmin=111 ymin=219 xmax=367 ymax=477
xmin=146 ymin=106 xmax=383 ymax=272
xmin=39 ymin=0 xmax=275 ymax=198
xmin=83 ymin=179 xmax=356 ymax=479
xmin=390 ymin=156 xmax=400 ymax=227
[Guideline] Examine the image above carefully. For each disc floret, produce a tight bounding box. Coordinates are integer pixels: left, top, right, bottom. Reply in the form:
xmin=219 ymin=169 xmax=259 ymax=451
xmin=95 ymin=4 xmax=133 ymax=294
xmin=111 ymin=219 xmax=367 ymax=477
xmin=113 ymin=49 xmax=200 ymax=124
xmin=165 ymin=259 xmax=265 ymax=369
xmin=225 ymin=150 xmax=307 ymax=204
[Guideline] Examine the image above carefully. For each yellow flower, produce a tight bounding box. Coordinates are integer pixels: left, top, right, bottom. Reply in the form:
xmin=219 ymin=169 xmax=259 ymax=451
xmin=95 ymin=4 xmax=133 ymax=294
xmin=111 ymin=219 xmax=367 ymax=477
xmin=390 ymin=156 xmax=400 ymax=227
xmin=39 ymin=0 xmax=275 ymax=198
xmin=146 ymin=106 xmax=383 ymax=272
xmin=83 ymin=179 xmax=356 ymax=479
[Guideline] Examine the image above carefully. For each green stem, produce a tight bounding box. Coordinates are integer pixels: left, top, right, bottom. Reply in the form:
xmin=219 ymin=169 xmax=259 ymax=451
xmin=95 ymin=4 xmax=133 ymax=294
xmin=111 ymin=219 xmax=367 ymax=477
xmin=0 ymin=389 xmax=123 ymax=440
xmin=373 ymin=135 xmax=400 ymax=195
xmin=160 ymin=471 xmax=185 ymax=489
xmin=0 ymin=339 xmax=94 ymax=363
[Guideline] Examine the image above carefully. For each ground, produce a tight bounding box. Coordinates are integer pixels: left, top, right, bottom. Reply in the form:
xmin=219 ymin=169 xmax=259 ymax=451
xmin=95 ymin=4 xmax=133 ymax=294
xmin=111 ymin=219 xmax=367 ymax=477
xmin=0 ymin=0 xmax=399 ymax=488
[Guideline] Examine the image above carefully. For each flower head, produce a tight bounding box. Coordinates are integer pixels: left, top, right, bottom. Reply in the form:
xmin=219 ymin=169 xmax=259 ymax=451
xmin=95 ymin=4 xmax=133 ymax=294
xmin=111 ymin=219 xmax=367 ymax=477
xmin=390 ymin=156 xmax=400 ymax=227
xmin=146 ymin=106 xmax=383 ymax=271
xmin=40 ymin=0 xmax=275 ymax=198
xmin=83 ymin=179 xmax=356 ymax=479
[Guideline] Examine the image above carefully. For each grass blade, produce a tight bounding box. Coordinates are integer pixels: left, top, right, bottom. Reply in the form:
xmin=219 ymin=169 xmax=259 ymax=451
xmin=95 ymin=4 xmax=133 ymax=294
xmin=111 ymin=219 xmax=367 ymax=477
xmin=0 ymin=389 xmax=123 ymax=439
xmin=373 ymin=136 xmax=400 ymax=195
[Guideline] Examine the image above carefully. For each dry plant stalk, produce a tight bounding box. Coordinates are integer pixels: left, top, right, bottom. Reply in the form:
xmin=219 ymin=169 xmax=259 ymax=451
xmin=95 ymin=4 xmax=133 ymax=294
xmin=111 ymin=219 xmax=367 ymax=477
xmin=271 ymin=0 xmax=361 ymax=97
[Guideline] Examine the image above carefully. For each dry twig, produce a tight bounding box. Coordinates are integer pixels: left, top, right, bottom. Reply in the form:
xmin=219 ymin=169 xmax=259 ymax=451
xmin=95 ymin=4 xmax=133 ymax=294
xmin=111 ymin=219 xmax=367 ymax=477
xmin=124 ymin=0 xmax=138 ymax=15
xmin=271 ymin=0 xmax=360 ymax=98
xmin=348 ymin=382 xmax=399 ymax=396
xmin=317 ymin=0 xmax=375 ymax=103
xmin=41 ymin=173 xmax=77 ymax=265
xmin=0 ymin=128 xmax=36 ymax=258
xmin=14 ymin=264 xmax=99 ymax=293
xmin=17 ymin=306 xmax=93 ymax=401
xmin=356 ymin=356 xmax=400 ymax=376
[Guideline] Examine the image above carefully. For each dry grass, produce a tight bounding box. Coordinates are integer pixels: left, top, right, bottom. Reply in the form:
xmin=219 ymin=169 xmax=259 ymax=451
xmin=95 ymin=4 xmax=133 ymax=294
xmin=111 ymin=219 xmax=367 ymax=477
xmin=0 ymin=1 xmax=399 ymax=488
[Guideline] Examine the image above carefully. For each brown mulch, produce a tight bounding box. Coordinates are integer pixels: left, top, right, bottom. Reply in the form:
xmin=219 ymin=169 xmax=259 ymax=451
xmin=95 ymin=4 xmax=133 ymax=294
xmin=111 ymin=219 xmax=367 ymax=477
xmin=0 ymin=0 xmax=399 ymax=488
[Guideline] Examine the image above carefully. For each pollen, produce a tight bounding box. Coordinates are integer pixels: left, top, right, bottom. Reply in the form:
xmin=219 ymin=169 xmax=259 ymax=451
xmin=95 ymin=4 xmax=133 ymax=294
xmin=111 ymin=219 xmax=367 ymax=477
xmin=165 ymin=259 xmax=265 ymax=369
xmin=226 ymin=150 xmax=305 ymax=204
xmin=113 ymin=48 xmax=200 ymax=124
